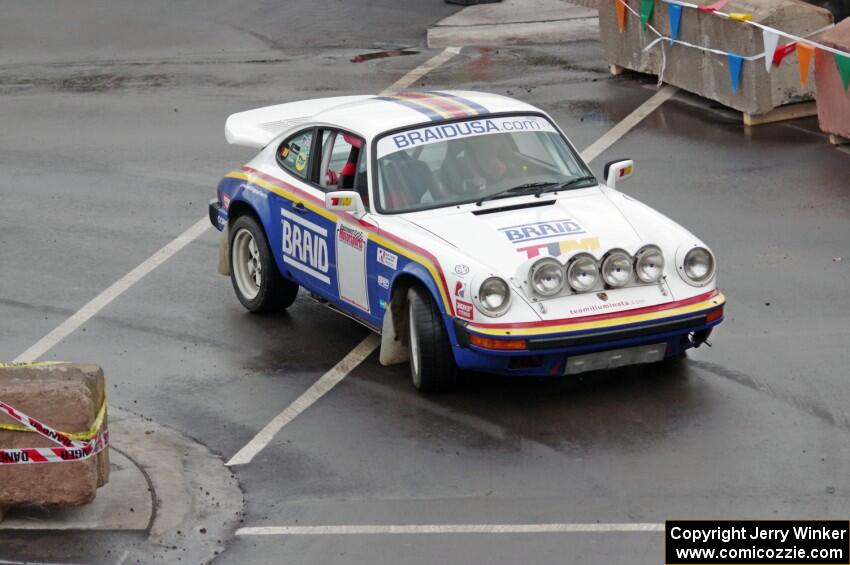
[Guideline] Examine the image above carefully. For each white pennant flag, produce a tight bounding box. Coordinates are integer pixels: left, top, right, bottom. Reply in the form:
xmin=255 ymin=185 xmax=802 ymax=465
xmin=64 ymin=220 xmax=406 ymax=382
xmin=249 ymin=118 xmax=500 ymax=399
xmin=763 ymin=29 xmax=780 ymax=73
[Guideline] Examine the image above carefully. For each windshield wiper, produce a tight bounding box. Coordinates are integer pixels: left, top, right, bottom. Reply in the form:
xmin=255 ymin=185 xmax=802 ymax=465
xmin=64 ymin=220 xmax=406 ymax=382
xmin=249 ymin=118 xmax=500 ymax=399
xmin=475 ymin=182 xmax=557 ymax=206
xmin=536 ymin=175 xmax=598 ymax=196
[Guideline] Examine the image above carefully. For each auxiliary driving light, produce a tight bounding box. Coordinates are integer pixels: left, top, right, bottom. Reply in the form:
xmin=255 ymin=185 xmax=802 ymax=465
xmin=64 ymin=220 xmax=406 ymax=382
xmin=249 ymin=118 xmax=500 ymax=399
xmin=635 ymin=245 xmax=665 ymax=283
xmin=530 ymin=257 xmax=565 ymax=297
xmin=566 ymin=254 xmax=599 ymax=292
xmin=601 ymin=249 xmax=633 ymax=288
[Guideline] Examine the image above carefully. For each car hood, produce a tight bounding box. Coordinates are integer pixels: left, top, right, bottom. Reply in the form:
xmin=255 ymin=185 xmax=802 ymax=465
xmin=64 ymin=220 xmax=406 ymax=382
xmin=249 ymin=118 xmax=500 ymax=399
xmin=401 ymin=188 xmax=645 ymax=277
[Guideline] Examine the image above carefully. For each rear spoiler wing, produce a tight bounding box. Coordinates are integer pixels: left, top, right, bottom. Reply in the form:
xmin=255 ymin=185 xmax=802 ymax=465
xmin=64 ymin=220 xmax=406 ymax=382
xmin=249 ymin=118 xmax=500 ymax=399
xmin=224 ymin=95 xmax=373 ymax=148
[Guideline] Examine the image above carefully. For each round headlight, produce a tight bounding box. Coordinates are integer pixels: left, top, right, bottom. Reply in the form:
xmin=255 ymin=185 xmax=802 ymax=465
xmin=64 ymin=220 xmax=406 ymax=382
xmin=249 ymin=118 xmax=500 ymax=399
xmin=601 ymin=249 xmax=633 ymax=288
xmin=476 ymin=276 xmax=511 ymax=316
xmin=683 ymin=247 xmax=714 ymax=283
xmin=566 ymin=254 xmax=599 ymax=292
xmin=530 ymin=258 xmax=564 ymax=297
xmin=635 ymin=246 xmax=665 ymax=283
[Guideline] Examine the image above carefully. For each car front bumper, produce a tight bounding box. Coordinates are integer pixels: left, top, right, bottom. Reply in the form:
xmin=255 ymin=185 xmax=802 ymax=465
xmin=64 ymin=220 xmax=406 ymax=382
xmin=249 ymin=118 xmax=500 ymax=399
xmin=450 ymin=290 xmax=725 ymax=376
xmin=209 ymin=198 xmax=227 ymax=231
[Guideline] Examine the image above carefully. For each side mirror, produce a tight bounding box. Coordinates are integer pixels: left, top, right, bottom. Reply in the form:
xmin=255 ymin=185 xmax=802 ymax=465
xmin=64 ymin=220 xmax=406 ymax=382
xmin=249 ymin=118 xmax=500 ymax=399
xmin=603 ymin=159 xmax=634 ymax=190
xmin=325 ymin=190 xmax=366 ymax=219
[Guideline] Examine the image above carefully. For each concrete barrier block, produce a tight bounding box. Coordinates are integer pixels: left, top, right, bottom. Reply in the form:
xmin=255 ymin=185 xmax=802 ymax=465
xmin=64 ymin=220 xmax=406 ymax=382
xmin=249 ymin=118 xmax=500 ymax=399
xmin=0 ymin=363 xmax=109 ymax=508
xmin=815 ymin=19 xmax=850 ymax=138
xmin=599 ymin=0 xmax=833 ymax=115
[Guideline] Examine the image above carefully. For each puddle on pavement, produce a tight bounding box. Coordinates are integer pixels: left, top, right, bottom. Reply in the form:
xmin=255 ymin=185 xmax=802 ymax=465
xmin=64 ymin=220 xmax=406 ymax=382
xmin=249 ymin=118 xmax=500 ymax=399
xmin=555 ymin=99 xmax=607 ymax=122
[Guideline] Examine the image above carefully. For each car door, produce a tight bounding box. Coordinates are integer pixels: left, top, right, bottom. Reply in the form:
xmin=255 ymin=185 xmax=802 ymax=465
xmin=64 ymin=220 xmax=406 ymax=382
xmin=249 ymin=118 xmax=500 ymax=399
xmin=275 ymin=127 xmax=337 ymax=297
xmin=314 ymin=128 xmax=377 ymax=323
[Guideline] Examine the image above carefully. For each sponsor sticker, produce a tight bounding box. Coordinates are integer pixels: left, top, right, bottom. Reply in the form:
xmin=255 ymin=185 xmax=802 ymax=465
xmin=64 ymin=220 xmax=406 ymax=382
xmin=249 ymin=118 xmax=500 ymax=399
xmin=295 ymin=151 xmax=308 ymax=172
xmin=454 ymin=264 xmax=470 ymax=276
xmin=518 ymin=236 xmax=600 ymax=259
xmin=282 ymin=210 xmax=330 ymax=283
xmin=242 ymin=184 xmax=268 ymax=200
xmin=379 ymin=299 xmax=389 ymax=310
xmin=221 ymin=193 xmax=232 ymax=210
xmin=377 ymin=275 xmax=390 ymax=290
xmin=499 ymin=219 xmax=586 ymax=245
xmin=456 ymin=299 xmax=474 ymax=320
xmin=331 ymin=197 xmax=353 ymax=207
xmin=454 ymin=281 xmax=466 ymax=298
xmin=377 ymin=248 xmax=398 ymax=270
xmin=338 ymin=224 xmax=365 ymax=251
xmin=568 ymin=298 xmax=645 ymax=316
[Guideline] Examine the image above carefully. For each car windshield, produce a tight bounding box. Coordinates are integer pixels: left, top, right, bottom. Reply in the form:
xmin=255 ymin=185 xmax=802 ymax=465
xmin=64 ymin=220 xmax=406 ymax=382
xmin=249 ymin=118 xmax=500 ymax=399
xmin=374 ymin=115 xmax=595 ymax=213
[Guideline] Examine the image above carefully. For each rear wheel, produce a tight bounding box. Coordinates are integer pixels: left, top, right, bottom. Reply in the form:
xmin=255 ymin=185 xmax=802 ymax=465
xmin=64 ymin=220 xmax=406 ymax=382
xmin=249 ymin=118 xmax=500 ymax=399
xmin=407 ymin=286 xmax=458 ymax=392
xmin=229 ymin=215 xmax=298 ymax=313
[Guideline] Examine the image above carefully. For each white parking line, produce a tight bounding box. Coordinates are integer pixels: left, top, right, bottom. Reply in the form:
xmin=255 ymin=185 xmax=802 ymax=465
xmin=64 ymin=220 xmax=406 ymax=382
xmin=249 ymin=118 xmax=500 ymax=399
xmin=580 ymin=85 xmax=678 ymax=163
xmin=226 ymin=333 xmax=379 ymax=466
xmin=13 ymin=217 xmax=211 ymax=363
xmin=382 ymin=47 xmax=462 ymax=94
xmin=237 ymin=523 xmax=665 ymax=536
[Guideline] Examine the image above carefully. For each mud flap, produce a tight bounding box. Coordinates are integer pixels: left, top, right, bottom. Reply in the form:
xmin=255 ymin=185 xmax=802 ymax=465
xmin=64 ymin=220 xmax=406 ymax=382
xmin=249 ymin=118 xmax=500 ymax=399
xmin=379 ymin=305 xmax=409 ymax=366
xmin=217 ymin=225 xmax=230 ymax=276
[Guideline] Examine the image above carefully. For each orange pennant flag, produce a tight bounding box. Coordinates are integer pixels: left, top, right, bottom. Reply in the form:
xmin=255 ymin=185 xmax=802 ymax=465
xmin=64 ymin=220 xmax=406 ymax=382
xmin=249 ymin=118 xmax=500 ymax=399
xmin=797 ymin=43 xmax=815 ymax=86
xmin=615 ymin=0 xmax=627 ymax=33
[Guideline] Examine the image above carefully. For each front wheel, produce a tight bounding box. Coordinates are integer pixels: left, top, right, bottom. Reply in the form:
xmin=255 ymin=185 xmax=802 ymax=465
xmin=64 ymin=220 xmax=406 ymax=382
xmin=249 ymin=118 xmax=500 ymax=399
xmin=229 ymin=215 xmax=298 ymax=313
xmin=407 ymin=286 xmax=458 ymax=392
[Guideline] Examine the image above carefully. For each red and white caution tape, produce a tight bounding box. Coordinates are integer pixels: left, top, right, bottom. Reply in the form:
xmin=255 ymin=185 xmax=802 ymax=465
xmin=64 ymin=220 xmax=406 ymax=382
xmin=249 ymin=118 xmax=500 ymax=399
xmin=0 ymin=399 xmax=108 ymax=465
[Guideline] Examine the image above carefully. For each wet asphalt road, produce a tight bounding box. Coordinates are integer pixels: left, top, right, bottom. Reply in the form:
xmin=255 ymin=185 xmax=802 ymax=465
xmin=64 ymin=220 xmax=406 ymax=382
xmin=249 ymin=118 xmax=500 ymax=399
xmin=2 ymin=1 xmax=850 ymax=564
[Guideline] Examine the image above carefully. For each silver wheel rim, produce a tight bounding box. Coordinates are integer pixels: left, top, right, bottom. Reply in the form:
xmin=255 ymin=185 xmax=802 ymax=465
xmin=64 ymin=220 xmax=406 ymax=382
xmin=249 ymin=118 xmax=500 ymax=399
xmin=409 ymin=300 xmax=421 ymax=386
xmin=232 ymin=228 xmax=261 ymax=301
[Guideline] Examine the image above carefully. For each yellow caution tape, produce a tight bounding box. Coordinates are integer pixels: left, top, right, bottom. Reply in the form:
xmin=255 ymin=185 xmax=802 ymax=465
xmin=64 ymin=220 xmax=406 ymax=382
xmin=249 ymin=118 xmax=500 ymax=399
xmin=0 ymin=361 xmax=107 ymax=441
xmin=729 ymin=12 xmax=753 ymax=21
xmin=0 ymin=395 xmax=106 ymax=441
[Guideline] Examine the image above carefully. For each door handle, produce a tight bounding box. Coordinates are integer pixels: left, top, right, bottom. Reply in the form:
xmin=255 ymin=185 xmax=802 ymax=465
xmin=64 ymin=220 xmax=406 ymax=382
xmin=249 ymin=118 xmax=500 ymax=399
xmin=292 ymin=202 xmax=308 ymax=214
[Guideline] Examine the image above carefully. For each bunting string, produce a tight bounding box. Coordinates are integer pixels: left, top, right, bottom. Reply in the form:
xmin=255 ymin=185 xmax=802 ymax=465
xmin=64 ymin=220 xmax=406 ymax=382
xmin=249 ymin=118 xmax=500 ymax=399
xmin=614 ymin=0 xmax=850 ymax=92
xmin=657 ymin=0 xmax=848 ymax=60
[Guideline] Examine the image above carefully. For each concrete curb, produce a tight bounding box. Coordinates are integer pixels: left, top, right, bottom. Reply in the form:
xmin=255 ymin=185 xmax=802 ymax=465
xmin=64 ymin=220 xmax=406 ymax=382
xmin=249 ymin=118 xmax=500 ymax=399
xmin=0 ymin=407 xmax=244 ymax=564
xmin=428 ymin=0 xmax=599 ymax=48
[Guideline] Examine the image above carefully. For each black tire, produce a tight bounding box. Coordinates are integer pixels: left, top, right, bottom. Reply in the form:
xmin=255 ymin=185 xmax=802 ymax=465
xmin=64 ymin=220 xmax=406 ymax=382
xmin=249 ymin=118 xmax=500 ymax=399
xmin=229 ymin=215 xmax=298 ymax=313
xmin=407 ymin=286 xmax=458 ymax=392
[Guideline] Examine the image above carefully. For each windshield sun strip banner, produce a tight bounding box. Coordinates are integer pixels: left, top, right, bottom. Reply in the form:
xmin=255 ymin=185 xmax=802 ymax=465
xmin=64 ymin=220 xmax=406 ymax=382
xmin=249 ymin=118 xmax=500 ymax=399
xmin=376 ymin=115 xmax=559 ymax=158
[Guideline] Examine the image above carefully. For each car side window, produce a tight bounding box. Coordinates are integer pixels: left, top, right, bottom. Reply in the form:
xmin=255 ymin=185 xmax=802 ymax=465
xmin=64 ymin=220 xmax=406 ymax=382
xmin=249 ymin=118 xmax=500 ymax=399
xmin=315 ymin=128 xmax=365 ymax=194
xmin=277 ymin=129 xmax=314 ymax=180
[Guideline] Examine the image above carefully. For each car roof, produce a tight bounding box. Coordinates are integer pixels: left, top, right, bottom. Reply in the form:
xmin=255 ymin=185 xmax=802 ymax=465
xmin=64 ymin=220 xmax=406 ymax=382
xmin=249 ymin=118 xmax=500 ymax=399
xmin=312 ymin=90 xmax=544 ymax=138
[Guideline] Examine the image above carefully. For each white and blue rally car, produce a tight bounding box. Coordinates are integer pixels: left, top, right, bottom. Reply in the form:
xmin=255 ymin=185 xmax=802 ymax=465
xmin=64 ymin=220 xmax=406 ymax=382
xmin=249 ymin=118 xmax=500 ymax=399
xmin=210 ymin=91 xmax=725 ymax=391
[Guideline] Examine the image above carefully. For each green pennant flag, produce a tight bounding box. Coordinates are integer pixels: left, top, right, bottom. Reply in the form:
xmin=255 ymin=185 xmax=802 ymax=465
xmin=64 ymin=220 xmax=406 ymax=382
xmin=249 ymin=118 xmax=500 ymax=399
xmin=834 ymin=53 xmax=850 ymax=92
xmin=640 ymin=0 xmax=655 ymax=28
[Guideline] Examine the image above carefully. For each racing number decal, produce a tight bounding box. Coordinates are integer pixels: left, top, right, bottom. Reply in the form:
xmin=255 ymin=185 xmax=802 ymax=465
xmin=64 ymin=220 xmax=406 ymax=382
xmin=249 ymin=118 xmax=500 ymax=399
xmin=336 ymin=223 xmax=370 ymax=312
xmin=281 ymin=209 xmax=330 ymax=284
